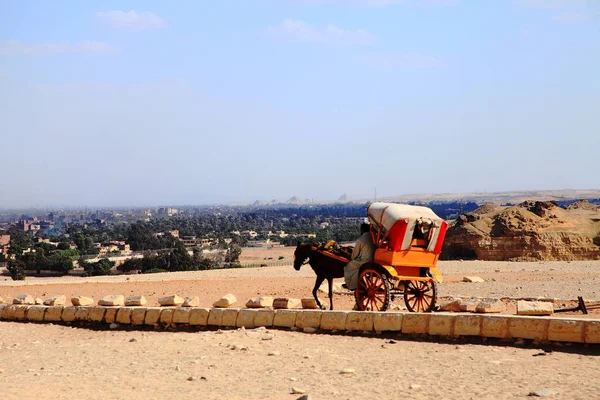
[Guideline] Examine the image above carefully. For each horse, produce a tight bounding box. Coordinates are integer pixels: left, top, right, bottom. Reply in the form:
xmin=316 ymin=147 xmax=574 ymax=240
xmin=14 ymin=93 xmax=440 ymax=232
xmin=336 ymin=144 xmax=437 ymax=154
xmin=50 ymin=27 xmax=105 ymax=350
xmin=293 ymin=242 xmax=347 ymax=310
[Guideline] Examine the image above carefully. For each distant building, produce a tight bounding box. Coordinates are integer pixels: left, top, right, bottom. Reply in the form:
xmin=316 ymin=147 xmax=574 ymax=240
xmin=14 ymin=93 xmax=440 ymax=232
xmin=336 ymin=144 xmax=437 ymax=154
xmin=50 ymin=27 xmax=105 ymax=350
xmin=0 ymin=234 xmax=10 ymax=255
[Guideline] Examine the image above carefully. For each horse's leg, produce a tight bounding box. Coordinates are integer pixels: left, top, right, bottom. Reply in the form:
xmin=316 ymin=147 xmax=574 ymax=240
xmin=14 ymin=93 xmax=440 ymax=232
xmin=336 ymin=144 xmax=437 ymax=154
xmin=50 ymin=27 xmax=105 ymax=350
xmin=312 ymin=275 xmax=326 ymax=310
xmin=326 ymin=278 xmax=334 ymax=310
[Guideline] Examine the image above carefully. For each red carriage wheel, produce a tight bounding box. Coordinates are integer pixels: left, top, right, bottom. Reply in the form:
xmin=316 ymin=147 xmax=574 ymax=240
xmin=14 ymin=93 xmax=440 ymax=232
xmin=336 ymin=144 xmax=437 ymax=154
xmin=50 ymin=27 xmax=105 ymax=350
xmin=355 ymin=265 xmax=391 ymax=311
xmin=403 ymin=280 xmax=436 ymax=312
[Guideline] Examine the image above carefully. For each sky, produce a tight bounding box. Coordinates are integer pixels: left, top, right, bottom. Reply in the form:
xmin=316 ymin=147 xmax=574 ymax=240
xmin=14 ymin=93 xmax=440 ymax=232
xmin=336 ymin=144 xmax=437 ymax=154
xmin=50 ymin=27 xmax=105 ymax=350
xmin=1 ymin=0 xmax=599 ymax=208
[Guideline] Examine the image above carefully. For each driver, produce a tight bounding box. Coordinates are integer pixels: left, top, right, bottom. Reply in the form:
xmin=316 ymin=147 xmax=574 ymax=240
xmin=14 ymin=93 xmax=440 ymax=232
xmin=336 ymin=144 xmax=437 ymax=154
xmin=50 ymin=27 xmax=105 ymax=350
xmin=343 ymin=223 xmax=376 ymax=291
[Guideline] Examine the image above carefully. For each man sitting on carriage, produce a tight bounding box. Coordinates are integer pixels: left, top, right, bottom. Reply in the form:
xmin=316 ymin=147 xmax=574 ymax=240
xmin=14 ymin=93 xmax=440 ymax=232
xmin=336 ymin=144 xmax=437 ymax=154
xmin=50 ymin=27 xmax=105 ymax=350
xmin=343 ymin=222 xmax=376 ymax=291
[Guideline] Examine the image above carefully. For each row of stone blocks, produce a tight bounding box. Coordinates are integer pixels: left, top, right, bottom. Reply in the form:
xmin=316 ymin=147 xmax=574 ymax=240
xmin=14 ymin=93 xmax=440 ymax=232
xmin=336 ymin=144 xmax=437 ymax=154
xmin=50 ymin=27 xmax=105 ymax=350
xmin=1 ymin=304 xmax=598 ymax=344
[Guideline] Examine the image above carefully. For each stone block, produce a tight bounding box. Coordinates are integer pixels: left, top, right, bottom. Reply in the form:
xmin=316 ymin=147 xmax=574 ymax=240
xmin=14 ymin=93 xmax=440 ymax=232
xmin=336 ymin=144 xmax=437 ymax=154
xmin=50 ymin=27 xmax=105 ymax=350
xmin=104 ymin=307 xmax=119 ymax=323
xmin=158 ymin=295 xmax=184 ymax=306
xmin=88 ymin=307 xmax=107 ymax=322
xmin=246 ymin=296 xmax=274 ymax=308
xmin=0 ymin=296 xmax=5 ymax=304
xmin=160 ymin=308 xmax=174 ymax=325
xmin=517 ymin=301 xmax=553 ymax=316
xmin=296 ymin=310 xmax=322 ymax=329
xmin=462 ymin=276 xmax=484 ymax=283
xmin=346 ymin=312 xmax=375 ymax=331
xmin=507 ymin=316 xmax=548 ymax=340
xmin=0 ymin=304 xmax=5 ymax=318
xmin=207 ymin=308 xmax=225 ymax=326
xmin=373 ymin=312 xmax=403 ymax=332
xmin=71 ymin=296 xmax=94 ymax=306
xmin=273 ymin=298 xmax=301 ymax=309
xmin=75 ymin=307 xmax=91 ymax=321
xmin=131 ymin=308 xmax=147 ymax=325
xmin=34 ymin=298 xmax=43 ymax=305
xmin=301 ymin=298 xmax=319 ymax=309
xmin=222 ymin=309 xmax=239 ymax=326
xmin=1 ymin=305 xmax=17 ymax=320
xmin=144 ymin=308 xmax=162 ymax=325
xmin=401 ymin=313 xmax=430 ymax=334
xmin=273 ymin=310 xmax=297 ymax=328
xmin=236 ymin=309 xmax=257 ymax=328
xmin=189 ymin=308 xmax=210 ymax=326
xmin=125 ymin=296 xmax=147 ymax=306
xmin=172 ymin=307 xmax=191 ymax=324
xmin=458 ymin=299 xmax=479 ymax=312
xmin=439 ymin=298 xmax=462 ymax=312
xmin=213 ymin=294 xmax=236 ymax=308
xmin=476 ymin=299 xmax=505 ymax=313
xmin=44 ymin=295 xmax=66 ymax=306
xmin=428 ymin=314 xmax=455 ymax=336
xmin=116 ymin=307 xmax=134 ymax=324
xmin=454 ymin=315 xmax=482 ymax=336
xmin=27 ymin=306 xmax=46 ymax=321
xmin=584 ymin=320 xmax=600 ymax=344
xmin=61 ymin=306 xmax=78 ymax=322
xmin=13 ymin=294 xmax=35 ymax=305
xmin=547 ymin=319 xmax=584 ymax=343
xmin=254 ymin=309 xmax=275 ymax=327
xmin=320 ymin=311 xmax=348 ymax=331
xmin=44 ymin=306 xmax=64 ymax=322
xmin=481 ymin=316 xmax=509 ymax=338
xmin=98 ymin=295 xmax=125 ymax=306
xmin=13 ymin=305 xmax=30 ymax=320
xmin=182 ymin=296 xmax=200 ymax=307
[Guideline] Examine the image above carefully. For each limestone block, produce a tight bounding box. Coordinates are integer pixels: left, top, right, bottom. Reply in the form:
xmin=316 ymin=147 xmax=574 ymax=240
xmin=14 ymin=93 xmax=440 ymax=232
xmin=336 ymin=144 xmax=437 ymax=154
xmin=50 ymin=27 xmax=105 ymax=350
xmin=458 ymin=299 xmax=479 ymax=312
xmin=144 ymin=307 xmax=162 ymax=325
xmin=454 ymin=315 xmax=482 ymax=336
xmin=428 ymin=314 xmax=456 ymax=336
xmin=273 ymin=298 xmax=301 ymax=309
xmin=98 ymin=295 xmax=125 ymax=306
xmin=35 ymin=298 xmax=43 ymax=305
xmin=27 ymin=305 xmax=46 ymax=321
xmin=584 ymin=320 xmax=600 ymax=344
xmin=103 ymin=307 xmax=119 ymax=323
xmin=245 ymin=296 xmax=274 ymax=308
xmin=222 ymin=309 xmax=239 ymax=326
xmin=346 ymin=312 xmax=375 ymax=331
xmin=160 ymin=308 xmax=174 ymax=325
xmin=44 ymin=295 xmax=66 ymax=306
xmin=254 ymin=309 xmax=275 ymax=327
xmin=131 ymin=308 xmax=147 ymax=325
xmin=88 ymin=307 xmax=107 ymax=322
xmin=13 ymin=305 xmax=30 ymax=320
xmin=13 ymin=294 xmax=35 ymax=305
xmin=44 ymin=306 xmax=64 ymax=322
xmin=373 ymin=312 xmax=403 ymax=332
xmin=320 ymin=311 xmax=348 ymax=331
xmin=172 ymin=307 xmax=191 ymax=324
xmin=475 ymin=299 xmax=506 ymax=313
xmin=273 ymin=310 xmax=298 ymax=328
xmin=236 ymin=309 xmax=257 ymax=328
xmin=116 ymin=307 xmax=134 ymax=324
xmin=517 ymin=301 xmax=554 ymax=316
xmin=189 ymin=308 xmax=210 ymax=326
xmin=401 ymin=313 xmax=430 ymax=334
xmin=71 ymin=296 xmax=94 ymax=306
xmin=207 ymin=308 xmax=225 ymax=326
xmin=75 ymin=307 xmax=91 ymax=321
xmin=439 ymin=298 xmax=462 ymax=312
xmin=182 ymin=296 xmax=200 ymax=307
xmin=0 ymin=304 xmax=6 ymax=319
xmin=158 ymin=295 xmax=184 ymax=307
xmin=0 ymin=296 xmax=5 ymax=304
xmin=301 ymin=298 xmax=319 ymax=309
xmin=213 ymin=294 xmax=236 ymax=308
xmin=61 ymin=306 xmax=78 ymax=322
xmin=125 ymin=296 xmax=147 ymax=306
xmin=295 ymin=310 xmax=323 ymax=329
xmin=462 ymin=276 xmax=484 ymax=283
xmin=547 ymin=319 xmax=584 ymax=343
xmin=1 ymin=305 xmax=17 ymax=320
xmin=481 ymin=316 xmax=509 ymax=338
xmin=508 ymin=316 xmax=548 ymax=340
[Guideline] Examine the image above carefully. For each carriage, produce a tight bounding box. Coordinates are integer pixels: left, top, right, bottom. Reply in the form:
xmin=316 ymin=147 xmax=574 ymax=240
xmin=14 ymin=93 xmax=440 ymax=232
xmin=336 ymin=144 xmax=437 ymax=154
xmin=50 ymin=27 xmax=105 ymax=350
xmin=354 ymin=202 xmax=448 ymax=312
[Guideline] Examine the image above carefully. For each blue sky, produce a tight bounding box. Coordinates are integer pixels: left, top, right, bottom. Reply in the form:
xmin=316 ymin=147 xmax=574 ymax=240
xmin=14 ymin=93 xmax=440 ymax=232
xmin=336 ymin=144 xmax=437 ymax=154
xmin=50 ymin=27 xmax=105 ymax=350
xmin=1 ymin=0 xmax=598 ymax=208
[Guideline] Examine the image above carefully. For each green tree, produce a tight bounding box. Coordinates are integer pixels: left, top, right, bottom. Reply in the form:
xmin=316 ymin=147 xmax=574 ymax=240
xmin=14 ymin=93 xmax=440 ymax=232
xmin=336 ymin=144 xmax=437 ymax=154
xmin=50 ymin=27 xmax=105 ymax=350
xmin=82 ymin=259 xmax=115 ymax=276
xmin=7 ymin=259 xmax=26 ymax=280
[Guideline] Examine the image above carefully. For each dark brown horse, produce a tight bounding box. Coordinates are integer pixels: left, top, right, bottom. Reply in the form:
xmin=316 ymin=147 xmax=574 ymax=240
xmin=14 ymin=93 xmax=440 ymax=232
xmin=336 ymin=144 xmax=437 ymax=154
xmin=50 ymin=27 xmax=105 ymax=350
xmin=293 ymin=242 xmax=347 ymax=310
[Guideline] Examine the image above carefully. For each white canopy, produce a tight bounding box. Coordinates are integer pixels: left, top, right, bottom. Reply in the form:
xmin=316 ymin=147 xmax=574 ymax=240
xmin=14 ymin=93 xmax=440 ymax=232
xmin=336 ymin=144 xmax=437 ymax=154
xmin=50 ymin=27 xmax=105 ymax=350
xmin=367 ymin=202 xmax=442 ymax=231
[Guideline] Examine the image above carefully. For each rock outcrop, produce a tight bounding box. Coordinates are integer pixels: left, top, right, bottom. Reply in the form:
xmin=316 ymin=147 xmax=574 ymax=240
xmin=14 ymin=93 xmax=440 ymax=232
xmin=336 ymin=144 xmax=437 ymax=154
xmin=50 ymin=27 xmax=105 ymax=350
xmin=443 ymin=200 xmax=600 ymax=261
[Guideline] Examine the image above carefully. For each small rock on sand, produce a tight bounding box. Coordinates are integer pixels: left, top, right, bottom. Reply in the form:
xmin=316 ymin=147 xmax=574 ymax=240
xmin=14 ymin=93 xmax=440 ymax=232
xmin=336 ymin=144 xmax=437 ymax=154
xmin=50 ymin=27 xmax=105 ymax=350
xmin=463 ymin=276 xmax=485 ymax=283
xmin=339 ymin=368 xmax=355 ymax=374
xmin=528 ymin=389 xmax=559 ymax=397
xmin=291 ymin=387 xmax=306 ymax=394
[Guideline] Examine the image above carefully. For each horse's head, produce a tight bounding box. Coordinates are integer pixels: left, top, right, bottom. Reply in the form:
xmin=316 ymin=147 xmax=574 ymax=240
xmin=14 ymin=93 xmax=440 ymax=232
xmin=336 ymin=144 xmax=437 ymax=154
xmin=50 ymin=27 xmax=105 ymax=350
xmin=293 ymin=242 xmax=314 ymax=271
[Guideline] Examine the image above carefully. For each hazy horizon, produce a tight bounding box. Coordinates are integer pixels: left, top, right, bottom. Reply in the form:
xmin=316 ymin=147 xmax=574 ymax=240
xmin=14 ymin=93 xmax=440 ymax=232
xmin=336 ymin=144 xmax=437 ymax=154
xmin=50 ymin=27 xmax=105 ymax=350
xmin=2 ymin=1 xmax=599 ymax=208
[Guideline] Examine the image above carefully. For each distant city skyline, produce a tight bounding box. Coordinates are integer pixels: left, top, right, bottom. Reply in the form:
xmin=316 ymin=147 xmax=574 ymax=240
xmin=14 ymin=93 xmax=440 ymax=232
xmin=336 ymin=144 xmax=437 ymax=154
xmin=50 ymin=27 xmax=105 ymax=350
xmin=1 ymin=1 xmax=599 ymax=208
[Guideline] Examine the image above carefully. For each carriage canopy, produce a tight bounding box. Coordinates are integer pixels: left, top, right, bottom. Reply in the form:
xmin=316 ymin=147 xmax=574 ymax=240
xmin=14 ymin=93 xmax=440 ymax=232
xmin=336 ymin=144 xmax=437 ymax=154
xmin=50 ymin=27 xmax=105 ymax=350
xmin=367 ymin=202 xmax=447 ymax=254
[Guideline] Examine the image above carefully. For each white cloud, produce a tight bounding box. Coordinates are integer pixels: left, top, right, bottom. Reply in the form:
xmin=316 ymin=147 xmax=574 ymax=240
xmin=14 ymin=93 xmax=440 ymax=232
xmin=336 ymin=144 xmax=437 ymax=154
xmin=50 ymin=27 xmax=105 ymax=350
xmin=95 ymin=10 xmax=165 ymax=31
xmin=553 ymin=11 xmax=592 ymax=22
xmin=0 ymin=40 xmax=121 ymax=56
xmin=267 ymin=19 xmax=375 ymax=46
xmin=514 ymin=0 xmax=589 ymax=9
xmin=358 ymin=52 xmax=446 ymax=69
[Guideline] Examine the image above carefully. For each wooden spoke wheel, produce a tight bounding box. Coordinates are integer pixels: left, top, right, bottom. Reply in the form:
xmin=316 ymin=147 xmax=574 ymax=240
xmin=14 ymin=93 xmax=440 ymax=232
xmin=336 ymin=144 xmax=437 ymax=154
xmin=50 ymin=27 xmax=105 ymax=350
xmin=403 ymin=280 xmax=436 ymax=312
xmin=355 ymin=266 xmax=391 ymax=311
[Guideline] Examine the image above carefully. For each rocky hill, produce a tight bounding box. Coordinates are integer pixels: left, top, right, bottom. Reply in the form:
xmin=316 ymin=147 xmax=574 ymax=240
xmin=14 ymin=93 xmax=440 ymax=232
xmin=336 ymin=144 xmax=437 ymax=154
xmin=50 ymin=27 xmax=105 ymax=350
xmin=443 ymin=200 xmax=600 ymax=261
